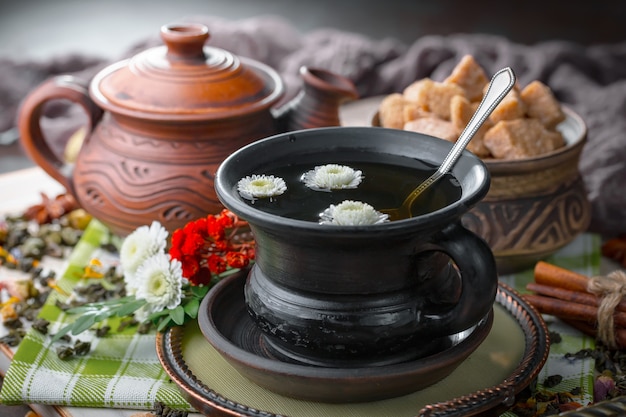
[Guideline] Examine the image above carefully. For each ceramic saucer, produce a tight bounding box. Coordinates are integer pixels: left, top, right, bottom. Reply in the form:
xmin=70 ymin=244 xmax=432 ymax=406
xmin=157 ymin=273 xmax=549 ymax=416
xmin=197 ymin=271 xmax=493 ymax=403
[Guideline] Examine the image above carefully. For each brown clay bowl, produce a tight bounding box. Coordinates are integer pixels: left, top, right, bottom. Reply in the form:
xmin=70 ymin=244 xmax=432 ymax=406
xmin=372 ymin=106 xmax=590 ymax=274
xmin=461 ymin=107 xmax=590 ymax=274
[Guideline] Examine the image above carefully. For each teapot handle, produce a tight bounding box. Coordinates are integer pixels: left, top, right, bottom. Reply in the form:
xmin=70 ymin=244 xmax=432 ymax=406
xmin=419 ymin=221 xmax=498 ymax=335
xmin=17 ymin=75 xmax=103 ymax=196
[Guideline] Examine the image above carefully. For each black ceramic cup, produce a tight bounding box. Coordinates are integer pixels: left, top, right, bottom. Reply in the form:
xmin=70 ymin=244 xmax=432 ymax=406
xmin=214 ymin=126 xmax=498 ymax=367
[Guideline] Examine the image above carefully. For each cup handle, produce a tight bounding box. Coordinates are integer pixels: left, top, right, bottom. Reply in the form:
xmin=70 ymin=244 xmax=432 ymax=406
xmin=418 ymin=221 xmax=498 ymax=335
xmin=17 ymin=75 xmax=103 ymax=196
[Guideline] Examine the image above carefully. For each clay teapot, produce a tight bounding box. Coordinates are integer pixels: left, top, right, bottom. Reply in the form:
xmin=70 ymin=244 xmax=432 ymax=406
xmin=18 ymin=23 xmax=358 ymax=236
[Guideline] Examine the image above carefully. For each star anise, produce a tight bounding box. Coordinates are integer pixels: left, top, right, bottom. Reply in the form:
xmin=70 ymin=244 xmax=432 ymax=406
xmin=601 ymin=234 xmax=626 ymax=268
xmin=23 ymin=193 xmax=79 ymax=225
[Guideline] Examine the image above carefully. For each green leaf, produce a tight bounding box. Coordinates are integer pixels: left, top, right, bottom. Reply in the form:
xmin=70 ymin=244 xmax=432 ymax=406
xmin=94 ymin=310 xmax=114 ymax=321
xmin=190 ymin=285 xmax=210 ymax=298
xmin=170 ymin=305 xmax=186 ymax=325
xmin=156 ymin=316 xmax=174 ymax=332
xmin=183 ymin=298 xmax=200 ymax=319
xmin=70 ymin=313 xmax=97 ymax=335
xmin=65 ymin=296 xmax=137 ymax=314
xmin=147 ymin=309 xmax=170 ymax=321
xmin=114 ymin=299 xmax=147 ymax=317
xmin=64 ymin=304 xmax=103 ymax=314
xmin=51 ymin=322 xmax=74 ymax=343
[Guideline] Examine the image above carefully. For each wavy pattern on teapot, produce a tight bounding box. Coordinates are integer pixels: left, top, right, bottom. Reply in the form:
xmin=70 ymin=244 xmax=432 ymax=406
xmin=465 ymin=187 xmax=590 ymax=253
xmin=116 ymin=160 xmax=216 ymax=186
xmin=77 ymin=175 xmax=220 ymax=230
xmin=77 ymin=153 xmax=215 ymax=190
xmin=200 ymin=169 xmax=215 ymax=181
xmin=76 ymin=171 xmax=220 ymax=208
xmin=94 ymin=123 xmax=235 ymax=164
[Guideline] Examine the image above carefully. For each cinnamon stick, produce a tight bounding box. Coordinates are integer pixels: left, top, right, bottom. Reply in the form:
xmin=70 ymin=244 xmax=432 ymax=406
xmin=526 ymin=282 xmax=626 ymax=314
xmin=562 ymin=318 xmax=626 ymax=349
xmin=523 ymin=294 xmax=626 ymax=328
xmin=534 ymin=261 xmax=590 ymax=293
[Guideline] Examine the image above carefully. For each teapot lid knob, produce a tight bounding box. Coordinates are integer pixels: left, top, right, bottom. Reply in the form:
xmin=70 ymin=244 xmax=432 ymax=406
xmin=161 ymin=23 xmax=209 ymax=60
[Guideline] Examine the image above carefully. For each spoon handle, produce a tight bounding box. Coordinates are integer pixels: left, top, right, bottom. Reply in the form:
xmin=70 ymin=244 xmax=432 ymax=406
xmin=438 ymin=67 xmax=516 ymax=175
xmin=400 ymin=67 xmax=516 ymax=203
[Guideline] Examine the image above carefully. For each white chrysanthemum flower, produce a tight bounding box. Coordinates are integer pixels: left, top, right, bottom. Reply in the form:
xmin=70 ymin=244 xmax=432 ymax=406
xmin=302 ymin=164 xmax=363 ymax=191
xmin=120 ymin=221 xmax=168 ymax=293
xmin=133 ymin=252 xmax=184 ymax=314
xmin=319 ymin=200 xmax=389 ymax=225
xmin=237 ymin=174 xmax=287 ymax=201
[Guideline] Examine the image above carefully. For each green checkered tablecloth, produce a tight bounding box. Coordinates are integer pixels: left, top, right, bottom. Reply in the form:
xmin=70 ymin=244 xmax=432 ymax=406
xmin=499 ymin=233 xmax=601 ymax=412
xmin=0 ymin=219 xmax=193 ymax=411
xmin=0 ymin=219 xmax=602 ymax=413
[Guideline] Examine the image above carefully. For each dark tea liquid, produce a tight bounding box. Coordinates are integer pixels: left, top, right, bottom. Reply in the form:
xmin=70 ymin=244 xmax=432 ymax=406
xmin=240 ymin=154 xmax=462 ymax=222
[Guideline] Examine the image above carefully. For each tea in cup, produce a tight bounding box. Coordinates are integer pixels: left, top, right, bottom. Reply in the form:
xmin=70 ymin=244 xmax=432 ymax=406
xmin=215 ymin=126 xmax=498 ymax=366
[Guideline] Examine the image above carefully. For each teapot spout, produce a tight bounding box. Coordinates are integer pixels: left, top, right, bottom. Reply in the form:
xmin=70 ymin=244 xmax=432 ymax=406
xmin=274 ymin=66 xmax=358 ymax=132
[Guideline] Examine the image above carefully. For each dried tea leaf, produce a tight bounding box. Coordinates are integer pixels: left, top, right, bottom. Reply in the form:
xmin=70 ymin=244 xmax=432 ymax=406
xmin=73 ymin=340 xmax=91 ymax=356
xmin=543 ymin=374 xmax=563 ymax=388
xmin=32 ymin=318 xmax=50 ymax=335
xmin=56 ymin=346 xmax=74 ymax=360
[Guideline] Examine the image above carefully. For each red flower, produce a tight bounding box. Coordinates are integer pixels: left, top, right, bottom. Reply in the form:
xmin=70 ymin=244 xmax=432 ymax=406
xmin=217 ymin=210 xmax=235 ymax=228
xmin=207 ymin=254 xmax=227 ymax=274
xmin=205 ymin=216 xmax=224 ymax=240
xmin=169 ymin=228 xmax=185 ymax=260
xmin=212 ymin=240 xmax=229 ymax=251
xmin=226 ymin=251 xmax=249 ymax=269
xmin=188 ymin=267 xmax=213 ymax=286
xmin=190 ymin=217 xmax=208 ymax=236
xmin=168 ymin=209 xmax=255 ymax=286
xmin=181 ymin=232 xmax=204 ymax=255
xmin=180 ymin=255 xmax=200 ymax=279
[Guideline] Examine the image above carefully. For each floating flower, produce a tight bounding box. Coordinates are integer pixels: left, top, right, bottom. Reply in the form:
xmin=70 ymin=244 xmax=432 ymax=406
xmin=319 ymin=200 xmax=389 ymax=226
xmin=237 ymin=174 xmax=287 ymax=201
xmin=302 ymin=164 xmax=363 ymax=191
xmin=133 ymin=252 xmax=184 ymax=314
xmin=120 ymin=221 xmax=168 ymax=293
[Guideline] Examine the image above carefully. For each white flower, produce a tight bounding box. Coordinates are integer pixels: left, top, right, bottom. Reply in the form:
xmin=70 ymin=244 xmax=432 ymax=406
xmin=302 ymin=164 xmax=363 ymax=191
xmin=319 ymin=200 xmax=389 ymax=226
xmin=133 ymin=252 xmax=184 ymax=314
xmin=120 ymin=221 xmax=168 ymax=293
xmin=237 ymin=174 xmax=287 ymax=201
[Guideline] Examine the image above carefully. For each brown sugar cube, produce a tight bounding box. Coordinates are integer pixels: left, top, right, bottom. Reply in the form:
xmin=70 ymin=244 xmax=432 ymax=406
xmin=489 ymin=88 xmax=527 ymax=125
xmin=484 ymin=119 xmax=566 ymax=160
xmin=403 ymin=78 xmax=434 ymax=108
xmin=403 ymin=101 xmax=430 ymax=122
xmin=521 ymin=80 xmax=566 ymax=129
xmin=444 ymin=55 xmax=489 ymax=101
xmin=404 ymin=117 xmax=459 ymax=142
xmin=449 ymin=95 xmax=492 ymax=157
xmin=378 ymin=93 xmax=408 ymax=129
xmin=404 ymin=78 xmax=465 ymax=120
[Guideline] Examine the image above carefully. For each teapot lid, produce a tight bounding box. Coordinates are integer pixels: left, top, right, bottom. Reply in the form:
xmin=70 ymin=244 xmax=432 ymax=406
xmin=90 ymin=23 xmax=285 ymax=120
